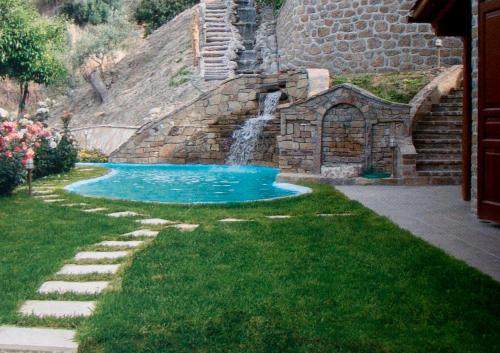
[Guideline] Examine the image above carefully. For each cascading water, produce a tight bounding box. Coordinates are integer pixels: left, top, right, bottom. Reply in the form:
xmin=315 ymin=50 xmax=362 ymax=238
xmin=226 ymin=91 xmax=281 ymax=165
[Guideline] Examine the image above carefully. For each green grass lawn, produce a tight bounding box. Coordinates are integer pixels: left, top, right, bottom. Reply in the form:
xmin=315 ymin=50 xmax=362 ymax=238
xmin=1 ymin=167 xmax=499 ymax=353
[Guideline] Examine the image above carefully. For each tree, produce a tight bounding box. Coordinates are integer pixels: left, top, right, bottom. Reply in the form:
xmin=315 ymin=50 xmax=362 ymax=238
xmin=0 ymin=0 xmax=67 ymax=116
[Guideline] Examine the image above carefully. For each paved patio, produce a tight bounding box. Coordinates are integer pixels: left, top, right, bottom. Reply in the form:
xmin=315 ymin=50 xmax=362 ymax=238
xmin=336 ymin=185 xmax=500 ymax=282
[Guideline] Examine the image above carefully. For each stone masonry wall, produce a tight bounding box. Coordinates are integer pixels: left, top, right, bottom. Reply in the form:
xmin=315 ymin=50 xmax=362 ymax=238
xmin=276 ymin=0 xmax=463 ymax=74
xmin=471 ymin=0 xmax=478 ymax=213
xmin=110 ymin=71 xmax=309 ymax=165
xmin=278 ymin=84 xmax=411 ymax=176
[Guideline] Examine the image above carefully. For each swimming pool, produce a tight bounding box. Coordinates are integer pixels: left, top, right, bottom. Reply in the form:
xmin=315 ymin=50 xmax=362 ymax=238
xmin=66 ymin=164 xmax=311 ymax=204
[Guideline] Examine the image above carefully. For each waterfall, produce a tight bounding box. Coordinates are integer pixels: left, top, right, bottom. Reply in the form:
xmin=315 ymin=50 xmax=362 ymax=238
xmin=226 ymin=91 xmax=281 ymax=165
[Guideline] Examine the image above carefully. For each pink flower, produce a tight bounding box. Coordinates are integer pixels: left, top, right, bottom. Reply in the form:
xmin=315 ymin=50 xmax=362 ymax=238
xmin=1 ymin=122 xmax=17 ymax=133
xmin=5 ymin=151 xmax=12 ymax=158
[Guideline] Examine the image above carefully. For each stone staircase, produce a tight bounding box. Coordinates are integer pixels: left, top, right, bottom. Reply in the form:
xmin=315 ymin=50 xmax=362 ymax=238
xmin=200 ymin=0 xmax=239 ymax=81
xmin=413 ymin=87 xmax=463 ymax=185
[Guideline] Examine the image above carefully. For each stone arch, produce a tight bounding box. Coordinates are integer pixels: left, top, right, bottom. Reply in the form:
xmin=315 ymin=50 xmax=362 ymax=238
xmin=320 ymin=103 xmax=367 ymax=176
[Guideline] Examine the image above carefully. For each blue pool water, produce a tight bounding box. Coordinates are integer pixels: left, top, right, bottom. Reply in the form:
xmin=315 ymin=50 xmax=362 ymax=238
xmin=66 ymin=163 xmax=310 ymax=204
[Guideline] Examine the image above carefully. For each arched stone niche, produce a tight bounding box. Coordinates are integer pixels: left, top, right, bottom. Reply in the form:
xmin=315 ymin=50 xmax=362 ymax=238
xmin=278 ymin=84 xmax=413 ymax=178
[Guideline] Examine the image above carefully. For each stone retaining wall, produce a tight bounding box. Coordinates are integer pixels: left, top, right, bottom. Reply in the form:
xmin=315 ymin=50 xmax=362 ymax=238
xmin=110 ymin=71 xmax=309 ymax=165
xmin=278 ymin=84 xmax=413 ymax=178
xmin=276 ymin=0 xmax=463 ymax=74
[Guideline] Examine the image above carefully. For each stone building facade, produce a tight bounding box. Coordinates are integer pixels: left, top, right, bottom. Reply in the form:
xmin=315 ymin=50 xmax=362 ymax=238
xmin=278 ymin=84 xmax=413 ymax=179
xmin=276 ymin=0 xmax=463 ymax=74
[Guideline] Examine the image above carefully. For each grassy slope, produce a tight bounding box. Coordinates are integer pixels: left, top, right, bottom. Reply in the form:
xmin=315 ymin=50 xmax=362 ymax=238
xmin=331 ymin=71 xmax=439 ymax=104
xmin=1 ymin=167 xmax=499 ymax=353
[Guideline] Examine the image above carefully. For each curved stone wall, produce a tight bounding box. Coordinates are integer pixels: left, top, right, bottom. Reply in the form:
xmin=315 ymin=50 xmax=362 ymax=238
xmin=276 ymin=0 xmax=463 ymax=74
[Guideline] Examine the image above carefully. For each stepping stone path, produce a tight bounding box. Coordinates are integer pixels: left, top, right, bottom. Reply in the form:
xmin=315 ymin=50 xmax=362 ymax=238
xmin=107 ymin=211 xmax=141 ymax=218
xmin=98 ymin=240 xmax=144 ymax=248
xmin=0 ymin=195 xmax=177 ymax=351
xmin=63 ymin=203 xmax=88 ymax=207
xmin=33 ymin=190 xmax=54 ymax=195
xmin=83 ymin=207 xmax=108 ymax=213
xmin=0 ymin=326 xmax=78 ymax=352
xmin=136 ymin=218 xmax=176 ymax=225
xmin=38 ymin=281 xmax=110 ymax=295
xmin=122 ymin=229 xmax=159 ymax=238
xmin=219 ymin=218 xmax=250 ymax=222
xmin=77 ymin=168 xmax=95 ymax=172
xmin=266 ymin=215 xmax=292 ymax=219
xmin=74 ymin=251 xmax=129 ymax=260
xmin=57 ymin=264 xmax=121 ymax=275
xmin=171 ymin=224 xmax=199 ymax=232
xmin=19 ymin=300 xmax=95 ymax=318
xmin=43 ymin=199 xmax=66 ymax=203
xmin=35 ymin=194 xmax=59 ymax=199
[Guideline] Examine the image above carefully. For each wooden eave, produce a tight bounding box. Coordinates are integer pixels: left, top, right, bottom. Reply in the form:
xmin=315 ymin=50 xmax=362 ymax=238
xmin=409 ymin=0 xmax=468 ymax=37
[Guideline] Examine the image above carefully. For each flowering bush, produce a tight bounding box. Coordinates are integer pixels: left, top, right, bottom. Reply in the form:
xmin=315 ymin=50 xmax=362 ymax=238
xmin=0 ymin=119 xmax=51 ymax=196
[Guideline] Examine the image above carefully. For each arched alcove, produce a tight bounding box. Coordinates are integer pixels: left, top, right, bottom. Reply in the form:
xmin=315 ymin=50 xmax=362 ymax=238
xmin=321 ymin=103 xmax=366 ymax=169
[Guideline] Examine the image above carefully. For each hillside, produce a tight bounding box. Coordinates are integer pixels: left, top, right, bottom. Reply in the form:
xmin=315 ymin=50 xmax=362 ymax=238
xmin=50 ymin=5 xmax=218 ymax=129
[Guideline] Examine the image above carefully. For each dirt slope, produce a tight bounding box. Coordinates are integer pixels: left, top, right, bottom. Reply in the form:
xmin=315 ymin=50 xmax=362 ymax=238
xmin=50 ymin=5 xmax=218 ymax=129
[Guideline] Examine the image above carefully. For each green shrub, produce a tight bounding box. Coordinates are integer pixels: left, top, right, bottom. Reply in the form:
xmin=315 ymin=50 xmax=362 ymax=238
xmin=134 ymin=0 xmax=199 ymax=35
xmin=0 ymin=154 xmax=25 ymax=196
xmin=61 ymin=0 xmax=121 ymax=25
xmin=55 ymin=135 xmax=78 ymax=172
xmin=78 ymin=149 xmax=109 ymax=163
xmin=256 ymin=0 xmax=284 ymax=10
xmin=33 ymin=139 xmax=59 ymax=179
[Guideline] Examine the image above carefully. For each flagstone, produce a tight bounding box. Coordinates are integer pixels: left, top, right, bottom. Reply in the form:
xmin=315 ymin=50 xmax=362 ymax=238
xmin=171 ymin=224 xmax=199 ymax=232
xmin=136 ymin=218 xmax=177 ymax=225
xmin=38 ymin=281 xmax=109 ymax=295
xmin=121 ymin=229 xmax=159 ymax=238
xmin=35 ymin=194 xmax=59 ymax=199
xmin=43 ymin=199 xmax=66 ymax=203
xmin=33 ymin=190 xmax=54 ymax=195
xmin=107 ymin=211 xmax=141 ymax=218
xmin=97 ymin=240 xmax=144 ymax=248
xmin=266 ymin=215 xmax=292 ymax=219
xmin=83 ymin=208 xmax=108 ymax=213
xmin=19 ymin=300 xmax=95 ymax=318
xmin=74 ymin=251 xmax=129 ymax=260
xmin=0 ymin=326 xmax=77 ymax=352
xmin=57 ymin=264 xmax=121 ymax=275
xmin=62 ymin=203 xmax=88 ymax=207
xmin=219 ymin=218 xmax=249 ymax=222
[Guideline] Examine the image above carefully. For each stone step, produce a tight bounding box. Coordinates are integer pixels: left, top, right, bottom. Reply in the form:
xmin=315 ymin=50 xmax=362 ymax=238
xmin=97 ymin=240 xmax=144 ymax=248
xmin=136 ymin=218 xmax=176 ymax=225
xmin=204 ymin=46 xmax=229 ymax=51
xmin=416 ymin=120 xmax=462 ymax=128
xmin=205 ymin=41 xmax=232 ymax=47
xmin=38 ymin=281 xmax=109 ymax=295
xmin=420 ymin=115 xmax=462 ymax=123
xmin=417 ymin=159 xmax=462 ymax=169
xmin=202 ymin=51 xmax=226 ymax=57
xmin=432 ymin=102 xmax=463 ymax=111
xmin=417 ymin=153 xmax=462 ymax=161
xmin=107 ymin=211 xmax=141 ymax=218
xmin=19 ymin=300 xmax=95 ymax=318
xmin=0 ymin=326 xmax=77 ymax=353
xmin=414 ymin=133 xmax=462 ymax=140
xmin=440 ymin=96 xmax=463 ymax=104
xmin=417 ymin=169 xmax=462 ymax=177
xmin=414 ymin=138 xmax=461 ymax=148
xmin=74 ymin=251 xmax=129 ymax=260
xmin=431 ymin=111 xmax=463 ymax=117
xmin=57 ymin=264 xmax=121 ymax=275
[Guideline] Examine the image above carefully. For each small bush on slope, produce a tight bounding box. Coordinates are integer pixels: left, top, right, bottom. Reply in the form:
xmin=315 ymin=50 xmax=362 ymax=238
xmin=134 ymin=0 xmax=199 ymax=35
xmin=61 ymin=0 xmax=122 ymax=25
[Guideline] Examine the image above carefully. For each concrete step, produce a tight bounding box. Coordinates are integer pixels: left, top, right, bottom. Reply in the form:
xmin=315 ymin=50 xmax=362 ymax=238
xmin=57 ymin=264 xmax=121 ymax=275
xmin=121 ymin=229 xmax=159 ymax=238
xmin=74 ymin=251 xmax=129 ymax=260
xmin=0 ymin=326 xmax=77 ymax=353
xmin=19 ymin=300 xmax=96 ymax=318
xmin=97 ymin=240 xmax=144 ymax=248
xmin=38 ymin=281 xmax=109 ymax=295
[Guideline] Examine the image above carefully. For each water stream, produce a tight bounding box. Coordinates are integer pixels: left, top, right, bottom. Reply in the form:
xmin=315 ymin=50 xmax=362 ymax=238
xmin=226 ymin=91 xmax=281 ymax=165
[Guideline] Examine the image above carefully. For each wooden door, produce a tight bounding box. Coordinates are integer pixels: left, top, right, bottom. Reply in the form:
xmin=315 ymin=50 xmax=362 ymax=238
xmin=478 ymin=0 xmax=500 ymax=222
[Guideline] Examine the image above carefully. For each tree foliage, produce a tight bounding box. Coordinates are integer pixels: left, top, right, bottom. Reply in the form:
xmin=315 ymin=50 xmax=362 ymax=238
xmin=134 ymin=0 xmax=199 ymax=35
xmin=61 ymin=0 xmax=121 ymax=26
xmin=0 ymin=0 xmax=67 ymax=113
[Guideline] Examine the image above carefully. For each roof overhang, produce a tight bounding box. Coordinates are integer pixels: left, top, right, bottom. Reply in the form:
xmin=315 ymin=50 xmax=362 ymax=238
xmin=409 ymin=0 xmax=469 ymax=37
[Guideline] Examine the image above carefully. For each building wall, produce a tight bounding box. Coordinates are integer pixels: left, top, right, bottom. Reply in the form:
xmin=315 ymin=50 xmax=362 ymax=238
xmin=471 ymin=0 xmax=479 ymax=213
xmin=276 ymin=0 xmax=464 ymax=74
